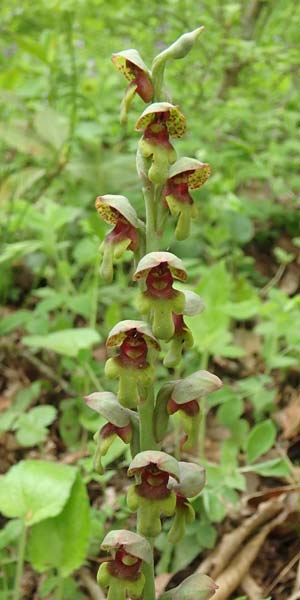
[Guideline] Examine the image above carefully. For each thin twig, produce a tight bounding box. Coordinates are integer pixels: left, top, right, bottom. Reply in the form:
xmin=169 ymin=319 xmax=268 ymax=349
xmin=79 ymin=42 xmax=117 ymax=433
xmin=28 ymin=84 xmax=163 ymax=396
xmin=80 ymin=568 xmax=105 ymax=600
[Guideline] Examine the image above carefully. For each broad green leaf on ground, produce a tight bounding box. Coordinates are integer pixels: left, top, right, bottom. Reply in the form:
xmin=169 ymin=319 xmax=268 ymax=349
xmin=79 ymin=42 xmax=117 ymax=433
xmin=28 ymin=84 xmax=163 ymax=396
xmin=28 ymin=472 xmax=90 ymax=576
xmin=16 ymin=405 xmax=57 ymax=446
xmin=0 ymin=460 xmax=77 ymax=525
xmin=246 ymin=420 xmax=277 ymax=463
xmin=22 ymin=328 xmax=101 ymax=357
xmin=245 ymin=458 xmax=291 ymax=478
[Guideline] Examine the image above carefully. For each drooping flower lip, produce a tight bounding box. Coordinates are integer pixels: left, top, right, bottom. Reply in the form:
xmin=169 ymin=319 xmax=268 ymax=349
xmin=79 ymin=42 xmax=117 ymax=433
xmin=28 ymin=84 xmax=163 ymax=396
xmin=101 ymin=529 xmax=152 ymax=565
xmin=135 ymin=102 xmax=186 ymax=139
xmin=106 ymin=320 xmax=160 ymax=351
xmin=111 ymin=49 xmax=154 ymax=102
xmin=133 ymin=252 xmax=187 ymax=283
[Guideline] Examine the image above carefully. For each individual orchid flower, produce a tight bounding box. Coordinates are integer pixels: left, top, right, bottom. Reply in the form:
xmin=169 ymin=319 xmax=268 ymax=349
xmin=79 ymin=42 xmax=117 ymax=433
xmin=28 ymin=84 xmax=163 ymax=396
xmin=111 ymin=49 xmax=154 ymax=122
xmin=133 ymin=251 xmax=187 ymax=340
xmin=95 ymin=195 xmax=142 ymax=282
xmin=159 ymin=573 xmax=218 ymax=600
xmin=85 ymin=392 xmax=139 ymax=473
xmin=162 ymin=157 xmax=211 ymax=240
xmin=98 ymin=529 xmax=152 ymax=600
xmin=104 ymin=320 xmax=160 ymax=408
xmin=168 ymin=461 xmax=205 ymax=543
xmin=154 ymin=371 xmax=223 ymax=450
xmin=135 ymin=102 xmax=186 ymax=184
xmin=127 ymin=451 xmax=179 ymax=537
xmin=164 ymin=290 xmax=205 ymax=368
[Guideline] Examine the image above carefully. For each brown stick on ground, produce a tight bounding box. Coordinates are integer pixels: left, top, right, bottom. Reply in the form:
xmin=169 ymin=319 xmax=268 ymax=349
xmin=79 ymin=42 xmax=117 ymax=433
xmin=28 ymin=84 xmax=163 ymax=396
xmin=197 ymin=496 xmax=285 ymax=578
xmin=80 ymin=568 xmax=105 ymax=600
xmin=208 ymin=511 xmax=288 ymax=600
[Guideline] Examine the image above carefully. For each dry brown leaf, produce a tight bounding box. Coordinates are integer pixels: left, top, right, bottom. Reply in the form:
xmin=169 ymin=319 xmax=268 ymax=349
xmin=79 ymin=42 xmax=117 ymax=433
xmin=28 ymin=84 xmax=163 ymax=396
xmin=276 ymin=397 xmax=300 ymax=440
xmin=211 ymin=511 xmax=287 ymax=600
xmin=241 ymin=573 xmax=264 ymax=600
xmin=198 ymin=496 xmax=285 ymax=578
xmin=155 ymin=573 xmax=173 ymax=597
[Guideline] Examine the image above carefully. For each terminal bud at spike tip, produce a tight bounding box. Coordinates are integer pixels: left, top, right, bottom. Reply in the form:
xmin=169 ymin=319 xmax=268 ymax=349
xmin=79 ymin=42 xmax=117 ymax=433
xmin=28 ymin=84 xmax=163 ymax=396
xmin=133 ymin=252 xmax=187 ymax=340
xmin=95 ymin=195 xmax=141 ymax=282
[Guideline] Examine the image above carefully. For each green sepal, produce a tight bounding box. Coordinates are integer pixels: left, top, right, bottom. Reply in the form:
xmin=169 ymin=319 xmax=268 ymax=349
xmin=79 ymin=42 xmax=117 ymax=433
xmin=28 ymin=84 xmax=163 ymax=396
xmin=97 ymin=562 xmax=145 ymax=600
xmin=168 ymin=502 xmax=195 ymax=544
xmin=93 ymin=430 xmax=116 ymax=475
xmin=153 ymin=382 xmax=174 ymax=442
xmin=120 ymin=82 xmax=138 ymax=124
xmin=130 ymin=413 xmax=141 ymax=457
xmin=100 ymin=241 xmax=114 ymax=283
xmin=166 ymin=195 xmax=198 ymax=241
xmin=105 ymin=357 xmax=154 ymax=408
xmin=137 ymin=291 xmax=185 ymax=340
xmin=127 ymin=486 xmax=176 ymax=537
xmin=164 ymin=328 xmax=194 ymax=368
xmin=100 ymin=237 xmax=131 ymax=282
xmin=180 ymin=410 xmax=201 ymax=451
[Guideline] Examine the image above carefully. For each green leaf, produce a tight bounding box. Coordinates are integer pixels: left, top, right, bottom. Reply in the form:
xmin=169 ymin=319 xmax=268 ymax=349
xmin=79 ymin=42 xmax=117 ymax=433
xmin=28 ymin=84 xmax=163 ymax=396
xmin=16 ymin=406 xmax=57 ymax=446
xmin=246 ymin=420 xmax=277 ymax=463
xmin=34 ymin=107 xmax=69 ymax=150
xmin=0 ymin=241 xmax=42 ymax=265
xmin=0 ymin=460 xmax=77 ymax=525
xmin=22 ymin=328 xmax=101 ymax=357
xmin=0 ymin=519 xmax=22 ymax=550
xmin=28 ymin=473 xmax=90 ymax=576
xmin=245 ymin=458 xmax=291 ymax=478
xmin=196 ymin=522 xmax=217 ymax=549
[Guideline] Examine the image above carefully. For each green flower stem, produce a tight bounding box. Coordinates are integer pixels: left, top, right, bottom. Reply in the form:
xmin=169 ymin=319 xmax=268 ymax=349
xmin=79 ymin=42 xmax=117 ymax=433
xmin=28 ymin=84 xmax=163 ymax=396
xmin=141 ymin=538 xmax=156 ymax=600
xmin=13 ymin=522 xmax=27 ymax=600
xmin=198 ymin=350 xmax=209 ymax=459
xmin=138 ymin=387 xmax=158 ymax=451
xmin=143 ymin=185 xmax=159 ymax=253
